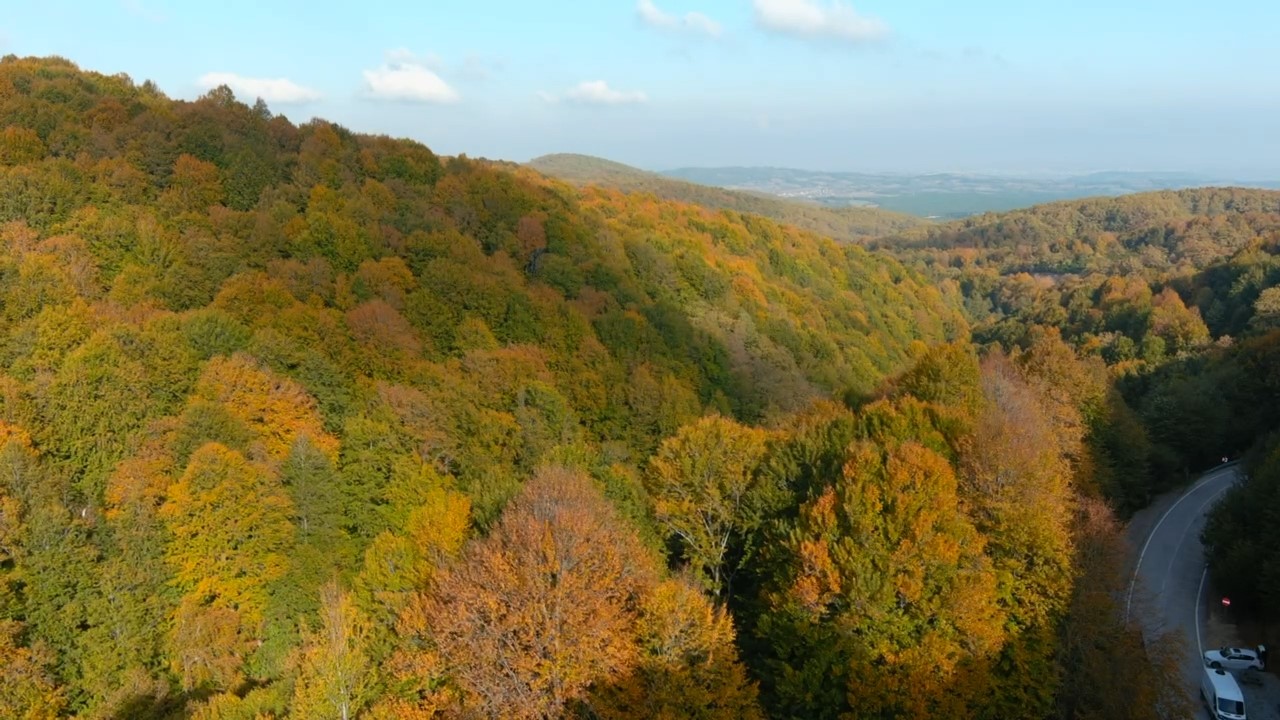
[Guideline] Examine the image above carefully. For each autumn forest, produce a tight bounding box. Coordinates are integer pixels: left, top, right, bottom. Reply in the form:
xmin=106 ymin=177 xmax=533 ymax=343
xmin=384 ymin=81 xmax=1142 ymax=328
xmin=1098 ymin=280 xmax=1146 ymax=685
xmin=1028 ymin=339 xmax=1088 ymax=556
xmin=2 ymin=56 xmax=1280 ymax=720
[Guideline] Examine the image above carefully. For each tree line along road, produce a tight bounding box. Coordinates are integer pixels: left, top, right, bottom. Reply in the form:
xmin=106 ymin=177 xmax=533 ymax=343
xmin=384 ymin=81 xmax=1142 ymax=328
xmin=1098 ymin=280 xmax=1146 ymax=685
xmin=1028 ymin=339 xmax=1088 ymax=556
xmin=1127 ymin=464 xmax=1280 ymax=720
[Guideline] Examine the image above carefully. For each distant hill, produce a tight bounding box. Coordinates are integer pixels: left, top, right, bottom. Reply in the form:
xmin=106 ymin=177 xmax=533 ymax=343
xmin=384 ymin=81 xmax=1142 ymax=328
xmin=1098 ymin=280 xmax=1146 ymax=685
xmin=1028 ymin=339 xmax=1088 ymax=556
xmin=873 ymin=186 xmax=1280 ymax=403
xmin=524 ymin=153 xmax=657 ymax=186
xmin=869 ymin=185 xmax=1280 ymax=513
xmin=527 ymin=153 xmax=925 ymax=241
xmin=879 ymin=186 xmax=1280 ymax=264
xmin=662 ymin=165 xmax=1280 ymax=219
xmin=873 ymin=186 xmax=1280 ymax=333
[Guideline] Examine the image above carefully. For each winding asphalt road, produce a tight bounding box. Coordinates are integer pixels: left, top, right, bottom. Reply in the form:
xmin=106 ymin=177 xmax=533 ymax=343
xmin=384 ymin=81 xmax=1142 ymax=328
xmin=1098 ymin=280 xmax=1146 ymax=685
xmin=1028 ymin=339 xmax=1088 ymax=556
xmin=1127 ymin=464 xmax=1239 ymax=718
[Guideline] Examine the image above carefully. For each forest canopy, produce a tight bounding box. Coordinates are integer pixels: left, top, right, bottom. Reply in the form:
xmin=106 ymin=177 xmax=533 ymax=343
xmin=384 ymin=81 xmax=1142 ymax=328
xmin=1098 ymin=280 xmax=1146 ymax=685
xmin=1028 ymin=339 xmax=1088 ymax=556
xmin=1 ymin=55 xmax=1271 ymax=720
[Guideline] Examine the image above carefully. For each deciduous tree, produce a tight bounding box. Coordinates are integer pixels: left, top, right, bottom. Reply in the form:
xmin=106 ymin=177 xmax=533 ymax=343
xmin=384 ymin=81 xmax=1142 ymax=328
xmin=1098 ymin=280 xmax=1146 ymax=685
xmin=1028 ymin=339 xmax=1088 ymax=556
xmin=758 ymin=440 xmax=1005 ymax=720
xmin=961 ymin=355 xmax=1075 ymax=630
xmin=292 ymin=582 xmax=373 ymax=720
xmin=160 ymin=443 xmax=295 ymax=689
xmin=645 ymin=416 xmax=769 ymax=597
xmin=0 ymin=620 xmax=65 ymax=720
xmin=193 ymin=353 xmax=339 ymax=463
xmin=585 ymin=577 xmax=762 ymax=720
xmin=425 ymin=467 xmax=655 ymax=719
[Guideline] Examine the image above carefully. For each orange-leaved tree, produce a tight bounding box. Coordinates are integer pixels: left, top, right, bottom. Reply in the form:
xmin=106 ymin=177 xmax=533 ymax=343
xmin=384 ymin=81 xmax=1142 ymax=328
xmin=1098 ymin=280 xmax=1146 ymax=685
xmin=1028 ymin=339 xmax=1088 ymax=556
xmin=424 ymin=466 xmax=655 ymax=719
xmin=192 ymin=353 xmax=339 ymax=464
xmin=585 ymin=576 xmax=763 ymax=720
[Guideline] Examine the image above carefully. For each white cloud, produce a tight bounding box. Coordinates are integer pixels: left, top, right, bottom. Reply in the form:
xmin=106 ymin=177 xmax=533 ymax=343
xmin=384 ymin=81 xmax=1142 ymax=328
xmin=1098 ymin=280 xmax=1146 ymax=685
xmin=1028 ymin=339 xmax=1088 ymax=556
xmin=562 ymin=80 xmax=648 ymax=105
xmin=196 ymin=72 xmax=321 ymax=104
xmin=683 ymin=11 xmax=722 ymax=36
xmin=638 ymin=0 xmax=677 ymax=28
xmin=363 ymin=52 xmax=459 ymax=103
xmin=753 ymin=0 xmax=888 ymax=43
xmin=637 ymin=0 xmax=723 ymax=37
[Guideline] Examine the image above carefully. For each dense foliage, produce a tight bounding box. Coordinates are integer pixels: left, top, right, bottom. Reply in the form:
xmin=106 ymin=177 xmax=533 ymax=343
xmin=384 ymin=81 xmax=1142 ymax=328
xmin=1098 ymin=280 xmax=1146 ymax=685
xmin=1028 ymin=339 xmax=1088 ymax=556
xmin=1203 ymin=435 xmax=1280 ymax=618
xmin=0 ymin=55 xmax=1213 ymax=720
xmin=874 ymin=188 xmax=1280 ymax=508
xmin=875 ymin=187 xmax=1280 ymax=629
xmin=1195 ymin=333 xmax=1280 ymax=617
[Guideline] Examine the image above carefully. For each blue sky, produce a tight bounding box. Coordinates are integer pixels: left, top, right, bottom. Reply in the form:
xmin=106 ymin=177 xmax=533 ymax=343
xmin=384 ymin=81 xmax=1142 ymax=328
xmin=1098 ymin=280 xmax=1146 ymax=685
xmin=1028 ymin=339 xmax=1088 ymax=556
xmin=3 ymin=0 xmax=1278 ymax=175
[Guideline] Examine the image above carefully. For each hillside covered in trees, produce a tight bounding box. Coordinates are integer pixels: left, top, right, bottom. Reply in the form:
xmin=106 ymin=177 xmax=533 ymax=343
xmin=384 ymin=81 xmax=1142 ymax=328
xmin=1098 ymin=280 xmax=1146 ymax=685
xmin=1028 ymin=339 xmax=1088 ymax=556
xmin=0 ymin=56 xmax=1206 ymax=720
xmin=870 ymin=189 xmax=1280 ymax=504
xmin=872 ymin=188 xmax=1280 ymax=632
xmin=527 ymin=153 xmax=925 ymax=242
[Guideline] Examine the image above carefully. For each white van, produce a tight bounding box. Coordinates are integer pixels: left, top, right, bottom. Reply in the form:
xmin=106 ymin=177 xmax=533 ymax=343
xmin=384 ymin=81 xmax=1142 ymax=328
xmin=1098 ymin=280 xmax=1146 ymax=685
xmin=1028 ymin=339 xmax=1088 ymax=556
xmin=1201 ymin=666 xmax=1247 ymax=720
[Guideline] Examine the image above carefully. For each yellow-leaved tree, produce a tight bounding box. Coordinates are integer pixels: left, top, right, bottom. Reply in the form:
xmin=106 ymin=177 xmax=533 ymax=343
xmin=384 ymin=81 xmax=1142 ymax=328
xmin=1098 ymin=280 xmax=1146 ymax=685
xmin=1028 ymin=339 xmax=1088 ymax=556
xmin=362 ymin=478 xmax=472 ymax=720
xmin=962 ymin=354 xmax=1076 ymax=629
xmin=160 ymin=443 xmax=295 ymax=690
xmin=0 ymin=620 xmax=65 ymax=720
xmin=759 ymin=439 xmax=1006 ymax=719
xmin=645 ymin=416 xmax=770 ymax=597
xmin=291 ymin=582 xmax=373 ymax=720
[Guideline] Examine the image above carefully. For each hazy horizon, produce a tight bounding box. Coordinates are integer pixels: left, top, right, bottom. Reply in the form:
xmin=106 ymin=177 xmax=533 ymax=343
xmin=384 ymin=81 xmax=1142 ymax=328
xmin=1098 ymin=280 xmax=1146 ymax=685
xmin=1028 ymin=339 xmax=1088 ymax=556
xmin=646 ymin=162 xmax=1280 ymax=183
xmin=6 ymin=0 xmax=1279 ymax=177
xmin=533 ymin=153 xmax=1280 ymax=185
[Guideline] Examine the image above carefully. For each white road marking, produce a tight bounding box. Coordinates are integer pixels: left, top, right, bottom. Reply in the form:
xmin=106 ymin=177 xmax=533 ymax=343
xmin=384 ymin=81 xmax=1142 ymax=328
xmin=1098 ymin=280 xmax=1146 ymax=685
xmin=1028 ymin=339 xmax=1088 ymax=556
xmin=1158 ymin=488 xmax=1231 ymax=596
xmin=1126 ymin=468 xmax=1229 ymax=622
xmin=1197 ymin=566 xmax=1208 ymax=658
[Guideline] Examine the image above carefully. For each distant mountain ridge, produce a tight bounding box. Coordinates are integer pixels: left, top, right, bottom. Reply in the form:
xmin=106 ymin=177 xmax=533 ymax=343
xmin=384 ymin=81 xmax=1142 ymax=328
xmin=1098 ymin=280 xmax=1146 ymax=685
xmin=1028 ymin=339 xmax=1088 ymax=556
xmin=526 ymin=153 xmax=925 ymax=241
xmin=661 ymin=165 xmax=1280 ymax=219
